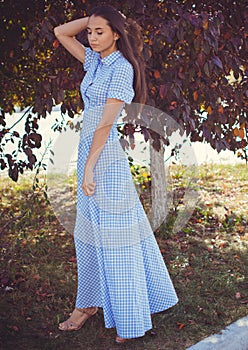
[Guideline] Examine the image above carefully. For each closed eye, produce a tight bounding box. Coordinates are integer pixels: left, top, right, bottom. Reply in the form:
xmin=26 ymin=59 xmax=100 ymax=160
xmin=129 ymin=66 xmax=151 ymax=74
xmin=87 ymin=31 xmax=103 ymax=35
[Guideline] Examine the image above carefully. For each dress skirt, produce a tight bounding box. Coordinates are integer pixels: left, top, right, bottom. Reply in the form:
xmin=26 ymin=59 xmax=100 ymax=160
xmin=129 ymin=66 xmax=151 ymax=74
xmin=74 ymin=107 xmax=178 ymax=339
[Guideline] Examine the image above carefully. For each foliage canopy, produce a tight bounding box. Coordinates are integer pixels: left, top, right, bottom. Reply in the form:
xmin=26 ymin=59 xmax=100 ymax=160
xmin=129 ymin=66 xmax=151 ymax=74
xmin=0 ymin=0 xmax=247 ymax=180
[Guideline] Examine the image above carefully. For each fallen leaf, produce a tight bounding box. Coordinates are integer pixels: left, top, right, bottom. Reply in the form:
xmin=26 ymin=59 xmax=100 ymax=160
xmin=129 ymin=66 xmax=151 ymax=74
xmin=235 ymin=292 xmax=241 ymax=299
xmin=240 ymin=300 xmax=248 ymax=304
xmin=177 ymin=322 xmax=186 ymax=330
xmin=69 ymin=257 xmax=77 ymax=263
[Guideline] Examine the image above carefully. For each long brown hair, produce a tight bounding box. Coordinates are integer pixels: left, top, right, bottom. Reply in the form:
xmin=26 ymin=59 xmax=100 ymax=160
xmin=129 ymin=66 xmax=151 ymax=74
xmin=89 ymin=5 xmax=147 ymax=105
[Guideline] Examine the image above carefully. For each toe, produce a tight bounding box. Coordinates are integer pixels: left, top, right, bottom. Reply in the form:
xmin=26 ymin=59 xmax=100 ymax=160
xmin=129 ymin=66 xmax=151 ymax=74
xmin=58 ymin=322 xmax=66 ymax=330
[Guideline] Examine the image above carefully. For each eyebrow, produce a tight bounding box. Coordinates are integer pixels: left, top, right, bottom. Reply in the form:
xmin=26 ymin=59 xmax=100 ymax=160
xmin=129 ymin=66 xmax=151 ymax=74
xmin=86 ymin=26 xmax=104 ymax=30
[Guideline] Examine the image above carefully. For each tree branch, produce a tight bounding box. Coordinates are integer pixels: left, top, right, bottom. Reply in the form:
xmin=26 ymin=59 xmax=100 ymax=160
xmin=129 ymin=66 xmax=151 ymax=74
xmin=8 ymin=106 xmax=32 ymax=132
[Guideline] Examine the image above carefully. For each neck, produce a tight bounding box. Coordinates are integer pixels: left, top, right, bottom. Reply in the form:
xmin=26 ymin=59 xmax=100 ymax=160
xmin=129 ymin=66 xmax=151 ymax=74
xmin=100 ymin=42 xmax=118 ymax=58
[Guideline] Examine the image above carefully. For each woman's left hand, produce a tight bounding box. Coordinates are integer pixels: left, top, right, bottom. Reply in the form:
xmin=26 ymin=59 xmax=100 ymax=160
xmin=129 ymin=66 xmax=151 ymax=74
xmin=82 ymin=167 xmax=96 ymax=196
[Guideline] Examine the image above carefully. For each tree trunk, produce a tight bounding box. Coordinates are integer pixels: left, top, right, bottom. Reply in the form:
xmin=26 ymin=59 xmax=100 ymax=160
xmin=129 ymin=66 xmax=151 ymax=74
xmin=149 ymin=142 xmax=168 ymax=231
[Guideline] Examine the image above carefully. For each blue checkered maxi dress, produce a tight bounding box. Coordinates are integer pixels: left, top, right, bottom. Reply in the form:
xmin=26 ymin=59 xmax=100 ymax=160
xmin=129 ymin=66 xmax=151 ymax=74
xmin=74 ymin=47 xmax=178 ymax=339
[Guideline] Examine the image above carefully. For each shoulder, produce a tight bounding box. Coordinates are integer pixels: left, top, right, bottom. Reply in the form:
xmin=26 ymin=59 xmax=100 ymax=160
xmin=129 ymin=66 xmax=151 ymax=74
xmin=113 ymin=53 xmax=134 ymax=76
xmin=116 ymin=53 xmax=133 ymax=69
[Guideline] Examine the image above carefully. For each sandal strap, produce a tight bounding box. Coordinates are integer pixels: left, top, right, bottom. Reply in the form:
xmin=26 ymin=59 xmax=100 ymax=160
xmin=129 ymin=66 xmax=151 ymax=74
xmin=75 ymin=306 xmax=98 ymax=316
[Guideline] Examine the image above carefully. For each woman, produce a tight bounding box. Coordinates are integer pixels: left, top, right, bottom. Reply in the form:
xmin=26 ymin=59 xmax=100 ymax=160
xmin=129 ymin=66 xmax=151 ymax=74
xmin=54 ymin=4 xmax=178 ymax=344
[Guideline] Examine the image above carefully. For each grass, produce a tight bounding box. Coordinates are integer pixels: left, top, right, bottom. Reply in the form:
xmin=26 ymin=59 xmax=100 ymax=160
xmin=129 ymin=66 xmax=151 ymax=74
xmin=0 ymin=163 xmax=247 ymax=350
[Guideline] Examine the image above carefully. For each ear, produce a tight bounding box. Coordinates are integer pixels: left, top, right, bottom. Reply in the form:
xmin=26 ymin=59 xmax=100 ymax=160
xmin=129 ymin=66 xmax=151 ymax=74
xmin=114 ymin=32 xmax=120 ymax=41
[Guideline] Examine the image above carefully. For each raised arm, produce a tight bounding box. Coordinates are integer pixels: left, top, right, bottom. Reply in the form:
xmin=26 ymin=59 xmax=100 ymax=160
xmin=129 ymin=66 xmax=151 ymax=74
xmin=54 ymin=17 xmax=89 ymax=64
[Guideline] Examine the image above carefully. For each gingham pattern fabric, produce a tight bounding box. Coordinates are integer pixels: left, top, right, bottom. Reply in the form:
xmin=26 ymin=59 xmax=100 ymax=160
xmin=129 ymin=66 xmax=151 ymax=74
xmin=74 ymin=47 xmax=178 ymax=339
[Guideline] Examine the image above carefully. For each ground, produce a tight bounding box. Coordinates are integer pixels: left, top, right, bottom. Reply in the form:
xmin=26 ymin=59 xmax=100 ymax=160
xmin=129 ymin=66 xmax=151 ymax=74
xmin=0 ymin=163 xmax=247 ymax=350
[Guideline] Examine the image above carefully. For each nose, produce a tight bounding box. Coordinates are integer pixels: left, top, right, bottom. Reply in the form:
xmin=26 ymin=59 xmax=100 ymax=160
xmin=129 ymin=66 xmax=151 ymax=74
xmin=90 ymin=32 xmax=97 ymax=41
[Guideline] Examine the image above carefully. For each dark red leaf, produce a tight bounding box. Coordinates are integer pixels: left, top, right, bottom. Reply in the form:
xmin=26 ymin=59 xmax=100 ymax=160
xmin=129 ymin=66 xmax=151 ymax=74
xmin=9 ymin=163 xmax=19 ymax=182
xmin=159 ymin=84 xmax=167 ymax=99
xmin=27 ymin=133 xmax=42 ymax=148
xmin=212 ymin=56 xmax=223 ymax=70
xmin=152 ymin=137 xmax=161 ymax=152
xmin=141 ymin=127 xmax=150 ymax=142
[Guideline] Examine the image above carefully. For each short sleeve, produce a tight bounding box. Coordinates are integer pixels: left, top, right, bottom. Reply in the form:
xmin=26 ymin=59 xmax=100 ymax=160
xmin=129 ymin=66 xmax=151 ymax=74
xmin=83 ymin=47 xmax=96 ymax=71
xmin=107 ymin=62 xmax=135 ymax=104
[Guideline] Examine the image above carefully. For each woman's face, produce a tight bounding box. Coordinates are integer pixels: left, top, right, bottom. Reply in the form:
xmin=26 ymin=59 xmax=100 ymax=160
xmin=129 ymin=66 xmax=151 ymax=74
xmin=87 ymin=15 xmax=119 ymax=58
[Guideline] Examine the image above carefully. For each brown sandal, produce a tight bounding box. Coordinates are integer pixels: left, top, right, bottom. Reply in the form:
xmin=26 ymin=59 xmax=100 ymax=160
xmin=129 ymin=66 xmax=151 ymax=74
xmin=115 ymin=335 xmax=128 ymax=343
xmin=58 ymin=307 xmax=98 ymax=331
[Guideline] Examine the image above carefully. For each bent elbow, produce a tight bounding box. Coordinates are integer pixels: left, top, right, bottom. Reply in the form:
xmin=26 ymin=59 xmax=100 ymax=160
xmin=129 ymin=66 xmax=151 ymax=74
xmin=54 ymin=26 xmax=60 ymax=37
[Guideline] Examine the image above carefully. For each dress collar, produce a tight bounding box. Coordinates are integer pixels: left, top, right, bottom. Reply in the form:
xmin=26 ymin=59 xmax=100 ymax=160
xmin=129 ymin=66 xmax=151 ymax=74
xmin=99 ymin=50 xmax=122 ymax=66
